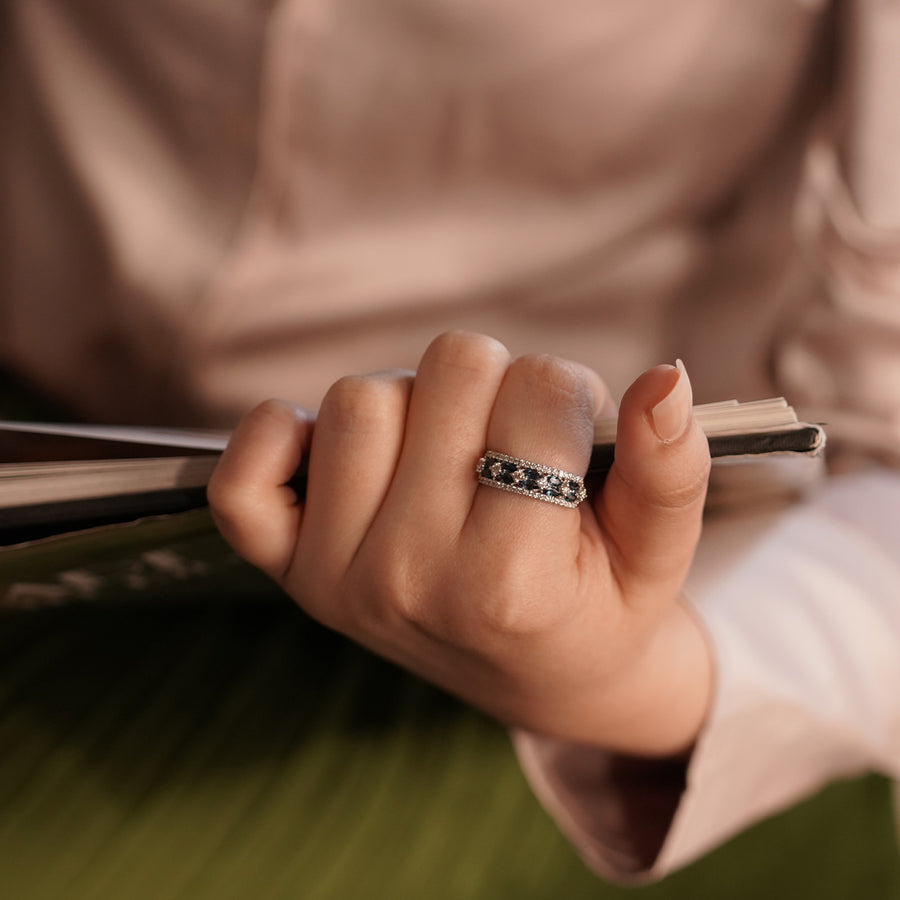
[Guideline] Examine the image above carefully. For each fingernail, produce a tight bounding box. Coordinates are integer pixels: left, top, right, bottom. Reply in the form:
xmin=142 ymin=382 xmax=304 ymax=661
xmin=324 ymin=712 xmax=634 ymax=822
xmin=650 ymin=359 xmax=693 ymax=443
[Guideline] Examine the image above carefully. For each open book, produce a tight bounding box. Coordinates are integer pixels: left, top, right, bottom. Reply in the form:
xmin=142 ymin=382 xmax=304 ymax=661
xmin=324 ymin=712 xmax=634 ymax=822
xmin=0 ymin=398 xmax=825 ymax=547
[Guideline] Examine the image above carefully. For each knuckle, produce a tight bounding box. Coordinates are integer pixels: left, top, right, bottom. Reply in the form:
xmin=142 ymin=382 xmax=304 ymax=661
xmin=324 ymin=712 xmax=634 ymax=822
xmin=423 ymin=330 xmax=511 ymax=378
xmin=207 ymin=495 xmax=244 ymax=538
xmin=349 ymin=554 xmax=439 ymax=636
xmin=378 ymin=558 xmax=430 ymax=627
xmin=206 ymin=467 xmax=247 ymax=528
xmin=477 ymin=594 xmax=554 ymax=638
xmin=617 ymin=453 xmax=711 ymax=513
xmin=655 ymin=466 xmax=710 ymax=511
xmin=518 ymin=355 xmax=591 ymax=402
xmin=475 ymin=578 xmax=566 ymax=638
xmin=510 ymin=354 xmax=596 ymax=419
xmin=462 ymin=547 xmax=569 ymax=638
xmin=248 ymin=397 xmax=294 ymax=424
xmin=343 ymin=542 xmax=568 ymax=647
xmin=205 ymin=466 xmax=231 ymax=514
xmin=350 ymin=539 xmax=467 ymax=642
xmin=657 ymin=435 xmax=712 ymax=510
xmin=206 ymin=484 xmax=240 ymax=528
xmin=319 ymin=374 xmax=402 ymax=437
xmin=347 ymin=540 xmax=409 ymax=608
xmin=233 ymin=398 xmax=303 ymax=443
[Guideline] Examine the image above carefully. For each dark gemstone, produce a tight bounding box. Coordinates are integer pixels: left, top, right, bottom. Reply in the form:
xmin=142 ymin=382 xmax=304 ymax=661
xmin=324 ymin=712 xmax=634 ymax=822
xmin=564 ymin=480 xmax=581 ymax=503
xmin=497 ymin=461 xmax=518 ymax=485
xmin=521 ymin=468 xmax=542 ymax=491
xmin=543 ymin=474 xmax=562 ymax=498
xmin=480 ymin=458 xmax=498 ymax=479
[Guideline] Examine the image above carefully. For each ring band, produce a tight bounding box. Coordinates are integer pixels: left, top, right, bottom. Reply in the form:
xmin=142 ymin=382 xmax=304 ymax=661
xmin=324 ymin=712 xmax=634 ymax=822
xmin=476 ymin=451 xmax=587 ymax=508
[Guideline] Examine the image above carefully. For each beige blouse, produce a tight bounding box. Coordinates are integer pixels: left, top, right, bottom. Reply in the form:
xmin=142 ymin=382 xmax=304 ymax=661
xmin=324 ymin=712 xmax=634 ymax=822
xmin=4 ymin=0 xmax=900 ymax=881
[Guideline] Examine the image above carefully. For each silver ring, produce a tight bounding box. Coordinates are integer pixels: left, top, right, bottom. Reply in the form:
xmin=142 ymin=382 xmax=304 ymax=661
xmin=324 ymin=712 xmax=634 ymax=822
xmin=476 ymin=451 xmax=587 ymax=509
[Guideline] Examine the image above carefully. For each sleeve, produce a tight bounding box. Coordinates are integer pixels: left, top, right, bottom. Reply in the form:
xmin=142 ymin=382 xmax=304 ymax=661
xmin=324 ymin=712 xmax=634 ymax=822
xmin=513 ymin=0 xmax=900 ymax=882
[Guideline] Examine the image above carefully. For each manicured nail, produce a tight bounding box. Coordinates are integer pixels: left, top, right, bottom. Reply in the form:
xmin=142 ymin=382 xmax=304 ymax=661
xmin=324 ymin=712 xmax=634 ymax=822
xmin=650 ymin=359 xmax=692 ymax=443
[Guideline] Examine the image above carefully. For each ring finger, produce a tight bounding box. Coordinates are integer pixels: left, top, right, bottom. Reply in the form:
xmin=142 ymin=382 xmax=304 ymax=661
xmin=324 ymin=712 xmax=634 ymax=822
xmin=466 ymin=354 xmax=611 ymax=549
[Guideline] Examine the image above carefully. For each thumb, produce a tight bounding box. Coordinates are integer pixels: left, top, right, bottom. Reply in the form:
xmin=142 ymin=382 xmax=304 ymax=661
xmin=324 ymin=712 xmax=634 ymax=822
xmin=596 ymin=361 xmax=710 ymax=606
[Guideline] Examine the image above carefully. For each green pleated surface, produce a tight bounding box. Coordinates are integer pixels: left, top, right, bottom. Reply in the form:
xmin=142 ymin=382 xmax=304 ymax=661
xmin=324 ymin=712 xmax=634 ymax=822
xmin=1 ymin=592 xmax=899 ymax=900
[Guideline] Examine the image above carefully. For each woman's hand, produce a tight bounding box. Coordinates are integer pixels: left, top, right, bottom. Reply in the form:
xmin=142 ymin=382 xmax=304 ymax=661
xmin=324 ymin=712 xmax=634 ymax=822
xmin=208 ymin=331 xmax=713 ymax=755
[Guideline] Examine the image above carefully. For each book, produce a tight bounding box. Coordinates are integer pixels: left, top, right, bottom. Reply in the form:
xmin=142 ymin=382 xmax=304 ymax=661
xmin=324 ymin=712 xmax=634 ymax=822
xmin=0 ymin=398 xmax=824 ymax=545
xmin=0 ymin=423 xmax=226 ymax=545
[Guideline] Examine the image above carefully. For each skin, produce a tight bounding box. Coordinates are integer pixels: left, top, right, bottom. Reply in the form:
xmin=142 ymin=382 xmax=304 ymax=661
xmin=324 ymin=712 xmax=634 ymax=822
xmin=208 ymin=331 xmax=714 ymax=756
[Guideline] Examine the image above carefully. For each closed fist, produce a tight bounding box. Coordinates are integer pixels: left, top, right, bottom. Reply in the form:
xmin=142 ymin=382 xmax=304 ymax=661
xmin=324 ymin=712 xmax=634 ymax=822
xmin=208 ymin=332 xmax=713 ymax=755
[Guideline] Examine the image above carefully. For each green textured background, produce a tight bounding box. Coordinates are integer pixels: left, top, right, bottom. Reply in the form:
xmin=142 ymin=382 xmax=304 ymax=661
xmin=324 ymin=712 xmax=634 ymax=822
xmin=2 ymin=530 xmax=900 ymax=899
xmin=2 ymin=377 xmax=900 ymax=898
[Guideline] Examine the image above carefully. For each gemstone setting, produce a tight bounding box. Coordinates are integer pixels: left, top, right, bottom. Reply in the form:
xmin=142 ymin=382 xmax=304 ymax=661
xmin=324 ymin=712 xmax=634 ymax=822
xmin=475 ymin=451 xmax=587 ymax=509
